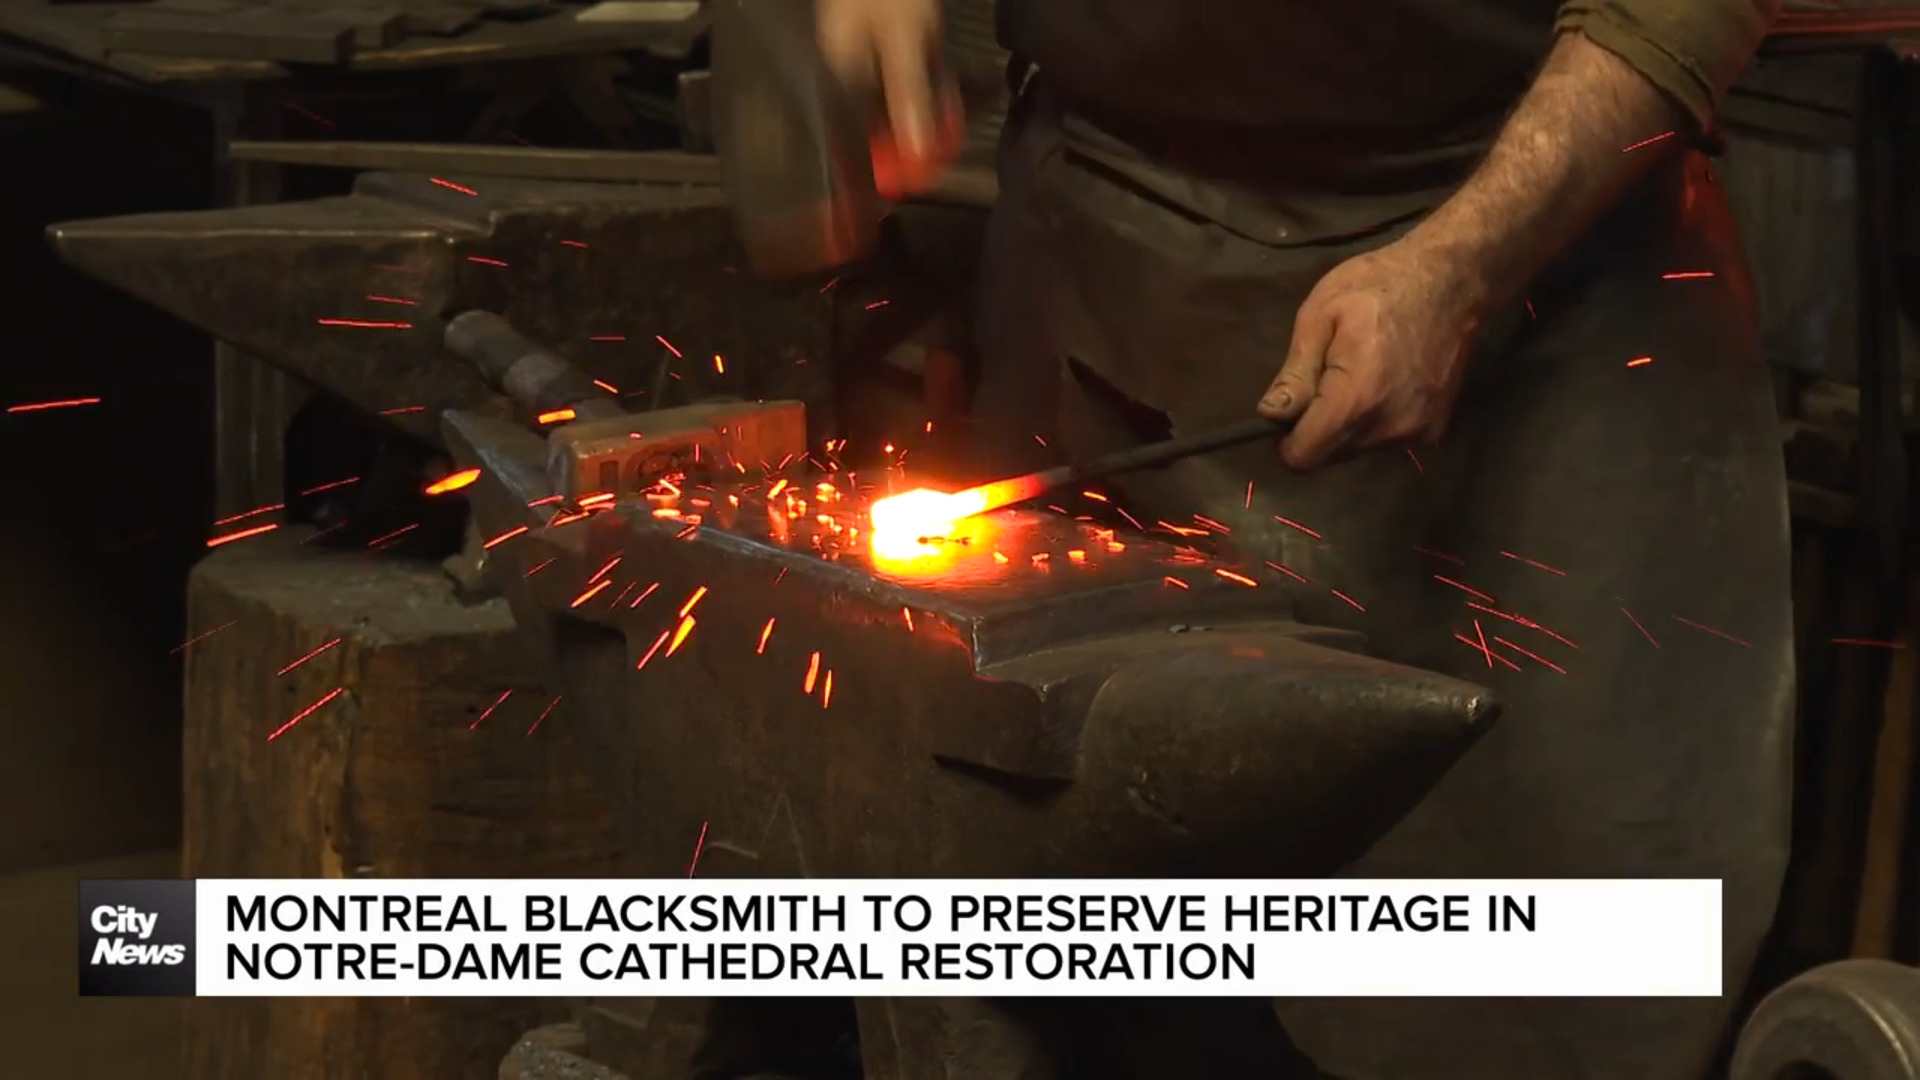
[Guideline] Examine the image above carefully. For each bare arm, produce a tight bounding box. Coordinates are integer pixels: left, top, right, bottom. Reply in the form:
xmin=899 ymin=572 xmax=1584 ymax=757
xmin=1401 ymin=32 xmax=1686 ymax=318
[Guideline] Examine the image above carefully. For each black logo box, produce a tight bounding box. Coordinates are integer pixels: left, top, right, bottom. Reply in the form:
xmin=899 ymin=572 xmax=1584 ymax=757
xmin=78 ymin=879 xmax=196 ymax=997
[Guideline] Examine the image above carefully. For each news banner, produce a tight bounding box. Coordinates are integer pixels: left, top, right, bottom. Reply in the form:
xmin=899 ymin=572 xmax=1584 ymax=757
xmin=79 ymin=879 xmax=1722 ymax=998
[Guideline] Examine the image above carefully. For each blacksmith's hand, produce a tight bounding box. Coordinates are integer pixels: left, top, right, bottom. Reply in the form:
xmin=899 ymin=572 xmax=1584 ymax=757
xmin=1256 ymin=237 xmax=1487 ymax=471
xmin=816 ymin=0 xmax=966 ymax=199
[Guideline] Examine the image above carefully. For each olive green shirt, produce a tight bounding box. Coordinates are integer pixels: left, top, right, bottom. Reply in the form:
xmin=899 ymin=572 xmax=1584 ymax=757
xmin=995 ymin=0 xmax=1779 ymax=243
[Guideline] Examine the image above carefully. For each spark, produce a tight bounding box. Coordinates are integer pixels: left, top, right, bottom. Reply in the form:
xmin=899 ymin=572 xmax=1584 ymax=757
xmin=378 ymin=405 xmax=425 ymax=415
xmin=366 ymin=295 xmax=415 ymax=306
xmin=425 ymin=468 xmax=481 ymax=495
xmin=467 ymin=255 xmax=508 ymax=267
xmin=300 ymin=477 xmax=360 ymax=496
xmin=1833 ymin=637 xmax=1904 ymax=649
xmin=483 ymin=525 xmax=529 ymax=549
xmin=804 ymin=651 xmax=821 ymax=694
xmin=318 ymin=318 xmax=411 ymax=329
xmin=590 ymin=335 xmax=625 ymax=344
xmin=365 ymin=523 xmax=417 ymax=549
xmin=527 ymin=695 xmax=560 ymax=736
xmin=1215 ymin=568 xmax=1259 ymax=587
xmin=1494 ymin=635 xmax=1567 ymax=674
xmin=1671 ymin=614 xmax=1751 ymax=648
xmin=1626 ymin=356 xmax=1654 ymax=368
xmin=679 ymin=586 xmax=708 ymax=617
xmin=593 ymin=379 xmax=620 ymax=395
xmin=758 ymin=618 xmax=776 ymax=653
xmin=1466 ymin=601 xmax=1580 ymax=649
xmin=713 ymin=354 xmax=726 ymax=374
xmin=1454 ymin=632 xmax=1520 ymax=672
xmin=1273 ymin=515 xmax=1322 ymax=539
xmin=655 ymin=335 xmax=682 ymax=358
xmin=1458 ymin=625 xmax=1496 ymax=668
xmin=769 ymin=479 xmax=790 ymax=498
xmin=525 ymin=557 xmax=555 ymax=576
xmin=589 ymin=555 xmax=622 ymax=582
xmin=993 ymin=551 xmax=1010 ymax=564
xmin=1621 ymin=607 xmax=1659 ymax=647
xmin=429 ymin=176 xmax=477 ymax=195
xmin=611 ymin=581 xmax=636 ymax=606
xmin=1244 ymin=481 xmax=1254 ymax=509
xmin=1329 ymin=589 xmax=1366 ymax=612
xmin=276 ymin=638 xmax=341 ymax=675
xmin=7 ymin=396 xmax=101 ymax=413
xmin=1500 ymin=550 xmax=1567 ymax=576
xmin=1115 ymin=507 xmax=1144 ymax=530
xmin=1264 ymin=560 xmax=1308 ymax=583
xmin=213 ymin=503 xmax=283 ymax=527
xmin=537 ymin=408 xmax=576 ymax=425
xmin=208 ymin=523 xmax=277 ymax=548
xmin=561 ymin=239 xmax=588 ymax=249
xmin=822 ymin=671 xmax=834 ymax=707
xmin=1662 ymin=271 xmax=1716 ymax=281
xmin=865 ymin=299 xmax=890 ymax=310
xmin=1406 ymin=448 xmax=1424 ymax=473
xmin=170 ymin=619 xmax=238 ymax=655
xmin=1193 ymin=515 xmax=1230 ymax=533
xmin=1434 ymin=575 xmax=1496 ymax=603
xmin=666 ymin=615 xmax=696 ymax=656
xmin=902 ymin=608 xmax=915 ymax=631
xmin=1414 ymin=546 xmax=1464 ymax=565
xmin=686 ymin=821 xmax=709 ymax=877
xmin=1621 ymin=130 xmax=1676 ymax=153
xmin=1068 ymin=550 xmax=1087 ymax=563
xmin=571 ymin=580 xmax=611 ymax=608
xmin=1163 ymin=576 xmax=1189 ymax=590
xmin=635 ymin=629 xmax=671 ymax=669
xmin=630 ymin=582 xmax=660 ymax=608
xmin=471 ymin=689 xmax=512 ymax=729
xmin=1083 ymin=490 xmax=1108 ymax=502
xmin=267 ymin=687 xmax=345 ymax=742
xmin=1034 ymin=435 xmax=1048 ymax=447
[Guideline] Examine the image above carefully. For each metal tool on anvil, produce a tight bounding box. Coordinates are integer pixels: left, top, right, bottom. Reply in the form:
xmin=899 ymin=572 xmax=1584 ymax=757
xmin=442 ymin=310 xmax=807 ymax=499
xmin=440 ymin=396 xmax=1499 ymax=1075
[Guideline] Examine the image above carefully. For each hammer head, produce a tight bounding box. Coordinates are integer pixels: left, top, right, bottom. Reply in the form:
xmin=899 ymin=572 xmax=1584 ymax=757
xmin=710 ymin=0 xmax=884 ymax=277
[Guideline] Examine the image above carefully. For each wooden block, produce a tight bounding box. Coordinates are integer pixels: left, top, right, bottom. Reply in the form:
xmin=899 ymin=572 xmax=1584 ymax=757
xmin=181 ymin=538 xmax=623 ymax=1080
xmin=100 ymin=9 xmax=356 ymax=64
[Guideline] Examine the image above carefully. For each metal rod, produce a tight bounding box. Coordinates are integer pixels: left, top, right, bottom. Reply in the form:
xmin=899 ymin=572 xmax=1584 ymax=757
xmin=991 ymin=417 xmax=1289 ymax=507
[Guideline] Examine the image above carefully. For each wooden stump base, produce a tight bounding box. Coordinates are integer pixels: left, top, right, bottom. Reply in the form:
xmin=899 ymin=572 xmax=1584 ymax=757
xmin=182 ymin=537 xmax=622 ymax=1079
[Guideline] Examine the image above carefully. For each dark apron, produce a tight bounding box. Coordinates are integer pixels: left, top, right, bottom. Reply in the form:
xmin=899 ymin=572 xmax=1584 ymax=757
xmin=970 ymin=78 xmax=1795 ymax=1080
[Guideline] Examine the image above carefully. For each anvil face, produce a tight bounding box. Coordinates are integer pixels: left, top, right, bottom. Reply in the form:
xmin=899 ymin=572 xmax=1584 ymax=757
xmin=445 ymin=408 xmax=1499 ymax=882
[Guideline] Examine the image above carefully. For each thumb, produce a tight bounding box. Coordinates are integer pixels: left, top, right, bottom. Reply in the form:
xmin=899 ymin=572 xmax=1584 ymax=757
xmin=1260 ymin=304 xmax=1334 ymax=420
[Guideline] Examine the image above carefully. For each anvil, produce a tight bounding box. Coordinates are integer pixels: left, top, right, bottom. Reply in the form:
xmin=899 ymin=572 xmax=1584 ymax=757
xmin=445 ymin=398 xmax=1497 ymax=1074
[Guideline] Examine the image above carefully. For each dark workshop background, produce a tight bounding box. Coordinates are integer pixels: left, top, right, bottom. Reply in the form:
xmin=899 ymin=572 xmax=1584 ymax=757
xmin=1 ymin=2 xmax=1919 ymax=1079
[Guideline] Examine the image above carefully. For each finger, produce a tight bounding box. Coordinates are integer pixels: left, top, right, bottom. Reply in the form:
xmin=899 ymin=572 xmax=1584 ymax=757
xmin=1259 ymin=301 xmax=1335 ymax=420
xmin=815 ymin=3 xmax=875 ymax=88
xmin=877 ymin=80 xmax=964 ymax=196
xmin=874 ymin=19 xmax=939 ymax=166
xmin=1281 ymin=366 xmax=1375 ymax=471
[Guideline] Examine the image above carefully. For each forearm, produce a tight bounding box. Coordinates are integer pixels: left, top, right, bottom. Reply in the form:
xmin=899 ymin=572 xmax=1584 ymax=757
xmin=1404 ymin=32 xmax=1686 ymax=315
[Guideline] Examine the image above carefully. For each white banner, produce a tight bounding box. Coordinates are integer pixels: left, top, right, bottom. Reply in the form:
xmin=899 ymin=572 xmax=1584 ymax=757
xmin=189 ymin=878 xmax=1722 ymax=998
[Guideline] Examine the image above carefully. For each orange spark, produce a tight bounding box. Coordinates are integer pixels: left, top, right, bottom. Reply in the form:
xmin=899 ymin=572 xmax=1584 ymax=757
xmin=1500 ymin=550 xmax=1567 ymax=576
xmin=425 ymin=467 xmax=481 ymax=495
xmin=1083 ymin=490 xmax=1109 ymax=502
xmin=1068 ymin=550 xmax=1087 ymax=563
xmin=758 ymin=617 xmax=776 ymax=653
xmin=635 ymin=629 xmax=671 ymax=669
xmin=1670 ymin=614 xmax=1751 ymax=648
xmin=1626 ymin=356 xmax=1654 ymax=368
xmin=537 ymin=408 xmax=576 ymax=425
xmin=678 ymin=586 xmax=708 ymax=617
xmin=1454 ymin=632 xmax=1520 ymax=672
xmin=656 ymin=334 xmax=682 ymax=358
xmin=1163 ymin=576 xmax=1189 ymax=590
xmin=630 ymin=582 xmax=660 ymax=608
xmin=7 ymin=396 xmax=101 ymax=413
xmin=318 ymin=319 xmax=411 ymax=330
xmin=213 ymin=503 xmax=283 ymax=527
xmin=822 ymin=671 xmax=834 ymax=708
xmin=1215 ymin=568 xmax=1258 ymax=587
xmin=1330 ymin=589 xmax=1366 ymax=612
xmin=276 ymin=638 xmax=341 ymax=676
xmin=803 ymin=651 xmax=821 ymax=693
xmin=267 ymin=687 xmax=345 ymax=742
xmin=666 ymin=615 xmax=696 ymax=656
xmin=1472 ymin=619 xmax=1494 ymax=670
xmin=484 ymin=525 xmax=529 ymax=549
xmin=208 ymin=523 xmax=278 ymax=548
xmin=470 ymin=689 xmax=511 ymax=730
xmin=769 ymin=479 xmax=789 ymax=498
xmin=713 ymin=354 xmax=726 ymax=374
xmin=1494 ymin=634 xmax=1568 ymax=674
xmin=1273 ymin=515 xmax=1321 ymax=539
xmin=902 ymin=608 xmax=915 ymax=631
xmin=429 ymin=176 xmax=477 ymax=195
xmin=593 ymin=379 xmax=620 ymax=393
xmin=1622 ymin=130 xmax=1676 ymax=153
xmin=571 ymin=580 xmax=611 ymax=608
xmin=1662 ymin=271 xmax=1715 ymax=281
xmin=1621 ymin=607 xmax=1660 ymax=647
xmin=992 ymin=551 xmax=1009 ymax=564
xmin=590 ymin=555 xmax=622 ymax=582
xmin=527 ymin=695 xmax=560 ymax=736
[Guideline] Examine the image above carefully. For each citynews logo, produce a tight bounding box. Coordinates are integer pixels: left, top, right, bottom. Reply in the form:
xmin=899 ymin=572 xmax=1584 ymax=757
xmin=79 ymin=879 xmax=196 ymax=997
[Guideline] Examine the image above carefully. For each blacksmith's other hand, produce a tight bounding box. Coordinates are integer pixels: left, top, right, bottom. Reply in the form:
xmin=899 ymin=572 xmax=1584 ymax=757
xmin=1257 ymin=235 xmax=1487 ymax=472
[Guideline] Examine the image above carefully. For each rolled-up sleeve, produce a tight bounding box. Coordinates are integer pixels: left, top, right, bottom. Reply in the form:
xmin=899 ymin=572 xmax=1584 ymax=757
xmin=1556 ymin=0 xmax=1781 ymax=129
